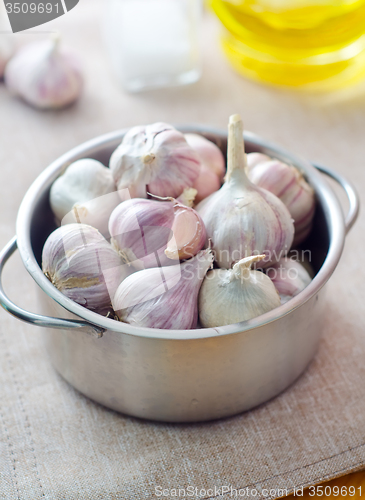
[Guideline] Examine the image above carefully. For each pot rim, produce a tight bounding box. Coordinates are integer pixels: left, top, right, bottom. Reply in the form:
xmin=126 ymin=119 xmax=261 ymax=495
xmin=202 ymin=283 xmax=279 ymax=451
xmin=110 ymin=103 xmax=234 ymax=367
xmin=16 ymin=126 xmax=345 ymax=340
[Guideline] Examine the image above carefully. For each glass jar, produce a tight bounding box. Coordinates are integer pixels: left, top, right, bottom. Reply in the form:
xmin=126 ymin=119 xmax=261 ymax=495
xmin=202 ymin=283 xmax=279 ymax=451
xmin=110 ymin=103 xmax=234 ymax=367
xmin=210 ymin=0 xmax=365 ymax=91
xmin=103 ymin=0 xmax=202 ymax=92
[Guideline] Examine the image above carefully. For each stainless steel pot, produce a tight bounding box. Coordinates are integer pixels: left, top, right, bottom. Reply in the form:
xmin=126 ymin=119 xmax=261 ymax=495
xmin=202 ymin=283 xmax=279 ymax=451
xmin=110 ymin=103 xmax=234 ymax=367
xmin=0 ymin=127 xmax=359 ymax=422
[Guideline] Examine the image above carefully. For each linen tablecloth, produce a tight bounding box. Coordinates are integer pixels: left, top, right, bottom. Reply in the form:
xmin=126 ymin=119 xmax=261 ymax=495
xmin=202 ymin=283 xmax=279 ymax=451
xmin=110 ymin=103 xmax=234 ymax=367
xmin=1 ymin=1 xmax=365 ymax=498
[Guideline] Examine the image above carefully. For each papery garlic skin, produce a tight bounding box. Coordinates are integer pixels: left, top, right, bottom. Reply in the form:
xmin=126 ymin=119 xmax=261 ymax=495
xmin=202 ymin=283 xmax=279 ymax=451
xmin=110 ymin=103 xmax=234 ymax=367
xmin=109 ymin=123 xmax=200 ymax=199
xmin=266 ymin=258 xmax=312 ymax=304
xmin=199 ymin=255 xmax=281 ymax=328
xmin=185 ymin=133 xmax=225 ymax=180
xmin=42 ymin=224 xmax=127 ymax=315
xmin=192 ymin=164 xmax=221 ymax=204
xmin=113 ymin=248 xmax=214 ymax=329
xmin=196 ymin=115 xmax=294 ymax=269
xmin=5 ymin=37 xmax=83 ymax=109
xmin=50 ymin=159 xmax=118 ymax=235
xmin=246 ymin=153 xmax=315 ymax=246
xmin=109 ymin=198 xmax=175 ymax=269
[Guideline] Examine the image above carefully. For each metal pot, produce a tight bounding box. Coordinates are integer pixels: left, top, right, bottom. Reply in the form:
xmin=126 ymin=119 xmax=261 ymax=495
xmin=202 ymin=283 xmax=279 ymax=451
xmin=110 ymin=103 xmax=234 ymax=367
xmin=0 ymin=127 xmax=359 ymax=422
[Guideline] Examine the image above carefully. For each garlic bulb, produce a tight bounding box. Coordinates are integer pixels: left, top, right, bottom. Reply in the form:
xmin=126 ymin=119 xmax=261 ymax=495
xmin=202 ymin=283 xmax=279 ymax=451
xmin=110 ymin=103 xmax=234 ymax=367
xmin=266 ymin=258 xmax=312 ymax=304
xmin=199 ymin=255 xmax=281 ymax=328
xmin=50 ymin=159 xmax=119 ymax=237
xmin=113 ymin=248 xmax=214 ymax=329
xmin=192 ymin=164 xmax=221 ymax=204
xmin=196 ymin=114 xmax=294 ymax=269
xmin=109 ymin=197 xmax=206 ymax=268
xmin=109 ymin=123 xmax=200 ymax=199
xmin=185 ymin=133 xmax=226 ymax=180
xmin=5 ymin=36 xmax=83 ymax=109
xmin=246 ymin=153 xmax=315 ymax=246
xmin=42 ymin=224 xmax=127 ymax=316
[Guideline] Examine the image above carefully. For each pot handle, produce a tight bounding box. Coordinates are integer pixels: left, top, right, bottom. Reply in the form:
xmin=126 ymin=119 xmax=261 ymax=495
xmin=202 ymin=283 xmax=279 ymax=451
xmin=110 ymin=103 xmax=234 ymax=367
xmin=313 ymin=163 xmax=360 ymax=234
xmin=0 ymin=237 xmax=104 ymax=338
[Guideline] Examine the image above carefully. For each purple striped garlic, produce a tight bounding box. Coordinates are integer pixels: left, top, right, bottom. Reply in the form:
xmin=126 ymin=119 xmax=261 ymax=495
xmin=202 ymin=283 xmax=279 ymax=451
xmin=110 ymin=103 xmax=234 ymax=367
xmin=108 ymin=198 xmax=206 ymax=269
xmin=246 ymin=153 xmax=315 ymax=246
xmin=196 ymin=115 xmax=294 ymax=269
xmin=109 ymin=123 xmax=200 ymax=199
xmin=5 ymin=36 xmax=83 ymax=109
xmin=113 ymin=248 xmax=214 ymax=329
xmin=42 ymin=224 xmax=127 ymax=316
xmin=266 ymin=258 xmax=312 ymax=304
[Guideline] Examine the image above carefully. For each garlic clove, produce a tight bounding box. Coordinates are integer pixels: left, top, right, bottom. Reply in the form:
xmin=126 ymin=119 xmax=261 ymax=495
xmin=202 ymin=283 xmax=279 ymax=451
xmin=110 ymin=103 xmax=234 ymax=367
xmin=185 ymin=133 xmax=226 ymax=180
xmin=5 ymin=35 xmax=83 ymax=109
xmin=113 ymin=248 xmax=214 ymax=329
xmin=196 ymin=115 xmax=294 ymax=269
xmin=109 ymin=197 xmax=206 ymax=267
xmin=109 ymin=122 xmax=201 ymax=199
xmin=165 ymin=202 xmax=206 ymax=260
xmin=246 ymin=153 xmax=316 ymax=246
xmin=42 ymin=224 xmax=128 ymax=316
xmin=266 ymin=257 xmax=312 ymax=304
xmin=50 ymin=158 xmax=118 ymax=233
xmin=192 ymin=164 xmax=221 ymax=204
xmin=199 ymin=255 xmax=281 ymax=328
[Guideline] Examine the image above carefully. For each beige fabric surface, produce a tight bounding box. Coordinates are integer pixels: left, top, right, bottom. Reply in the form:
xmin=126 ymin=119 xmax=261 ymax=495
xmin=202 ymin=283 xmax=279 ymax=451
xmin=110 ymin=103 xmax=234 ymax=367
xmin=1 ymin=1 xmax=365 ymax=499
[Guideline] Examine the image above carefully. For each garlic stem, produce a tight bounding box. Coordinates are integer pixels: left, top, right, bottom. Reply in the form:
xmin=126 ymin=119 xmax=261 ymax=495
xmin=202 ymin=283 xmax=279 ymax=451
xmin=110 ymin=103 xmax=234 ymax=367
xmin=226 ymin=114 xmax=248 ymax=183
xmin=232 ymin=255 xmax=265 ymax=280
xmin=143 ymin=153 xmax=156 ymax=164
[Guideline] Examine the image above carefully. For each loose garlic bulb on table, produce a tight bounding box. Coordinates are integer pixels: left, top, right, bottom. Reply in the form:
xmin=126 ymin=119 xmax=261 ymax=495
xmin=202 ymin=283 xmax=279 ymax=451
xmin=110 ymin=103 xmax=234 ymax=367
xmin=50 ymin=159 xmax=120 ymax=238
xmin=246 ymin=153 xmax=315 ymax=245
xmin=109 ymin=122 xmax=200 ymax=199
xmin=5 ymin=36 xmax=83 ymax=109
xmin=42 ymin=224 xmax=127 ymax=316
xmin=199 ymin=255 xmax=281 ymax=328
xmin=266 ymin=258 xmax=312 ymax=304
xmin=196 ymin=114 xmax=294 ymax=269
xmin=113 ymin=248 xmax=214 ymax=330
xmin=108 ymin=197 xmax=206 ymax=269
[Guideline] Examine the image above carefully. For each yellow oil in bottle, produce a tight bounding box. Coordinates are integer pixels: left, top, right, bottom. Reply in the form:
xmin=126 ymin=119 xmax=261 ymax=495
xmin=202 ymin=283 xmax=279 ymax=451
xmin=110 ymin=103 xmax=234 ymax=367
xmin=210 ymin=0 xmax=365 ymax=91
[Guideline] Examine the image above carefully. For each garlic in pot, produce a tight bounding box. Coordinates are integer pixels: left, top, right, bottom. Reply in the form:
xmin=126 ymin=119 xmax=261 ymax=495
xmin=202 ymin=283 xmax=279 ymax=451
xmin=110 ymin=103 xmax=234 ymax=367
xmin=4 ymin=35 xmax=83 ymax=109
xmin=196 ymin=114 xmax=294 ymax=269
xmin=113 ymin=248 xmax=214 ymax=329
xmin=266 ymin=257 xmax=312 ymax=304
xmin=109 ymin=122 xmax=200 ymax=199
xmin=185 ymin=133 xmax=226 ymax=180
xmin=192 ymin=164 xmax=221 ymax=204
xmin=199 ymin=255 xmax=281 ymax=328
xmin=50 ymin=159 xmax=120 ymax=238
xmin=42 ymin=224 xmax=127 ymax=316
xmin=108 ymin=197 xmax=206 ymax=268
xmin=246 ymin=153 xmax=316 ymax=246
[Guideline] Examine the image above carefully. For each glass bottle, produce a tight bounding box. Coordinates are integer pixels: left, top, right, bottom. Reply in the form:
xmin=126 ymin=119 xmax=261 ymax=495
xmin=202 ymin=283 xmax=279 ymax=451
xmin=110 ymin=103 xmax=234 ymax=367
xmin=103 ymin=0 xmax=202 ymax=92
xmin=210 ymin=0 xmax=365 ymax=91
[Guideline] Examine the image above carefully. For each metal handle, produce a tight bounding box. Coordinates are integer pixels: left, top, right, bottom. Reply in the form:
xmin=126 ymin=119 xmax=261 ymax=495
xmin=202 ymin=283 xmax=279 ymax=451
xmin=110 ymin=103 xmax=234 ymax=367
xmin=313 ymin=163 xmax=360 ymax=234
xmin=0 ymin=237 xmax=104 ymax=338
